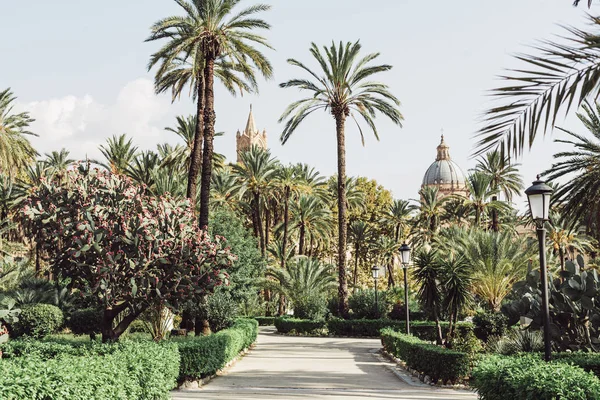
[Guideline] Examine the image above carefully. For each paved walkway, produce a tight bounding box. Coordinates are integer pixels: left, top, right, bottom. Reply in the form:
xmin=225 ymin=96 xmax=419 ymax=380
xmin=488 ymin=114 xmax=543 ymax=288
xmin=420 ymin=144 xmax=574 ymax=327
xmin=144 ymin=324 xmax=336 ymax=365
xmin=172 ymin=327 xmax=478 ymax=400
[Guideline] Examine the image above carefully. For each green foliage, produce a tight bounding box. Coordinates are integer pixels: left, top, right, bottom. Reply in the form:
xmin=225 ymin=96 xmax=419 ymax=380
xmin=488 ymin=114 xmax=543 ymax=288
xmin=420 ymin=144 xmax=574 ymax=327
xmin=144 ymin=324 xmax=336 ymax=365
xmin=327 ymin=319 xmax=473 ymax=340
xmin=22 ymin=168 xmax=234 ymax=341
xmin=446 ymin=329 xmax=483 ymax=355
xmin=381 ymin=328 xmax=471 ymax=383
xmin=254 ymin=317 xmax=275 ymax=326
xmin=485 ymin=329 xmax=544 ymax=355
xmin=128 ymin=319 xmax=149 ymax=334
xmin=67 ymin=308 xmax=102 ymax=338
xmin=12 ymin=304 xmax=63 ymax=338
xmin=471 ymin=355 xmax=600 ymax=400
xmin=176 ymin=319 xmax=258 ymax=380
xmin=274 ymin=317 xmax=327 ymax=335
xmin=502 ymin=256 xmax=600 ymax=351
xmin=554 ymin=352 xmax=600 ymax=379
xmin=473 ymin=311 xmax=509 ymax=342
xmin=0 ymin=295 xmax=20 ymax=325
xmin=348 ymin=289 xmax=388 ymax=319
xmin=198 ymin=291 xmax=239 ymax=332
xmin=294 ymin=293 xmax=328 ymax=320
xmin=0 ymin=340 xmax=180 ymax=400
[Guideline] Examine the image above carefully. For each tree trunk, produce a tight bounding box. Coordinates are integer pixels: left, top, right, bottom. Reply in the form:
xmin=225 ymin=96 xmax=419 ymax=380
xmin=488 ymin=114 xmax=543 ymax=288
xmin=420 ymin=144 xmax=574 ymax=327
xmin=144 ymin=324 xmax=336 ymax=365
xmin=198 ymin=56 xmax=216 ymax=229
xmin=353 ymin=243 xmax=360 ymax=294
xmin=265 ymin=203 xmax=271 ymax=253
xmin=186 ymin=79 xmax=205 ymax=201
xmin=491 ymin=195 xmax=499 ymax=232
xmin=101 ymin=305 xmax=142 ymax=343
xmin=281 ymin=188 xmax=290 ymax=270
xmin=335 ymin=114 xmax=349 ymax=318
xmin=433 ymin=308 xmax=443 ymax=345
xmin=254 ymin=192 xmax=265 ymax=257
xmin=387 ymin=262 xmax=395 ymax=288
xmin=559 ymin=247 xmax=565 ymax=272
xmin=299 ymin=225 xmax=305 ymax=256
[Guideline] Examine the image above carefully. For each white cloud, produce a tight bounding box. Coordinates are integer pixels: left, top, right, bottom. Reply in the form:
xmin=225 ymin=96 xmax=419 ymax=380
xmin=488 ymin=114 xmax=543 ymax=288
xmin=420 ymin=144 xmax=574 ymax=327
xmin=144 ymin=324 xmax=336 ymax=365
xmin=22 ymin=78 xmax=175 ymax=161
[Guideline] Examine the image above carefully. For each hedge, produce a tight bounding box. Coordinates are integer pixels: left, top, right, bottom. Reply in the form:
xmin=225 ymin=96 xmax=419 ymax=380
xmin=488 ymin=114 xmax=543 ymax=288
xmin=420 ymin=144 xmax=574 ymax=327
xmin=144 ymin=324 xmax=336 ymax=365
xmin=273 ymin=317 xmax=473 ymax=339
xmin=11 ymin=304 xmax=64 ymax=338
xmin=0 ymin=341 xmax=180 ymax=400
xmin=273 ymin=317 xmax=327 ymax=335
xmin=175 ymin=318 xmax=258 ymax=380
xmin=380 ymin=328 xmax=471 ymax=383
xmin=254 ymin=317 xmax=275 ymax=326
xmin=554 ymin=352 xmax=600 ymax=379
xmin=471 ymin=355 xmax=600 ymax=400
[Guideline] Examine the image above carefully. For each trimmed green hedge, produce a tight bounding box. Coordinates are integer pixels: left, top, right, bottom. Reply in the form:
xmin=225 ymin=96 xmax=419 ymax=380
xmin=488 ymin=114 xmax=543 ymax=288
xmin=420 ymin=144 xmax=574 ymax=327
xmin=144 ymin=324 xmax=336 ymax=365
xmin=12 ymin=304 xmax=64 ymax=338
xmin=175 ymin=318 xmax=258 ymax=380
xmin=0 ymin=341 xmax=180 ymax=400
xmin=254 ymin=316 xmax=275 ymax=326
xmin=554 ymin=352 xmax=600 ymax=379
xmin=274 ymin=317 xmax=473 ymax=339
xmin=274 ymin=317 xmax=327 ymax=335
xmin=380 ymin=328 xmax=470 ymax=383
xmin=472 ymin=355 xmax=600 ymax=400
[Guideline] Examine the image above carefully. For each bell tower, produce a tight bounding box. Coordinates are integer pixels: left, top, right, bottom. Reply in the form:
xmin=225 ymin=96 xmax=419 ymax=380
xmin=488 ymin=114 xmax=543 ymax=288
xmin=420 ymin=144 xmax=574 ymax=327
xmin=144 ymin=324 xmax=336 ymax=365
xmin=236 ymin=105 xmax=267 ymax=162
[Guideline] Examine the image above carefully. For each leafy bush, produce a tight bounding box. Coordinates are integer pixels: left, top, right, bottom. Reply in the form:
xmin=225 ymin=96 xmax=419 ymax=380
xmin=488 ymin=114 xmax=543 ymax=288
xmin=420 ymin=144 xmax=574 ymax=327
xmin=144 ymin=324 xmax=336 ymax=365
xmin=68 ymin=308 xmax=102 ymax=338
xmin=0 ymin=341 xmax=180 ymax=399
xmin=471 ymin=355 xmax=600 ymax=400
xmin=128 ymin=319 xmax=149 ymax=334
xmin=446 ymin=329 xmax=483 ymax=355
xmin=274 ymin=317 xmax=327 ymax=335
xmin=254 ymin=317 xmax=275 ymax=326
xmin=473 ymin=311 xmax=508 ymax=342
xmin=176 ymin=318 xmax=258 ymax=380
xmin=202 ymin=291 xmax=239 ymax=332
xmin=293 ymin=293 xmax=328 ymax=320
xmin=12 ymin=304 xmax=63 ymax=338
xmin=387 ymin=302 xmax=426 ymax=321
xmin=348 ymin=289 xmax=388 ymax=319
xmin=553 ymin=352 xmax=600 ymax=379
xmin=381 ymin=328 xmax=471 ymax=383
xmin=485 ymin=329 xmax=544 ymax=355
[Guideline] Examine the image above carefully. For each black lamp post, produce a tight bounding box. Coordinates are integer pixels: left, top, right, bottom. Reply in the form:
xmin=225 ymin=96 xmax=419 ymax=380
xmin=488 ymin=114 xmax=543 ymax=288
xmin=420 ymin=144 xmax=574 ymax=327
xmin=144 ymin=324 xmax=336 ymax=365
xmin=525 ymin=175 xmax=553 ymax=362
xmin=399 ymin=243 xmax=412 ymax=334
xmin=371 ymin=265 xmax=380 ymax=318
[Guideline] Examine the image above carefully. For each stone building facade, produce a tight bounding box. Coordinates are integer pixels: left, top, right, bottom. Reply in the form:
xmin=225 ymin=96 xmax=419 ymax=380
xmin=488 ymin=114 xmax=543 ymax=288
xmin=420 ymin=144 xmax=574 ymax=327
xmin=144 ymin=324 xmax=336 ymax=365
xmin=421 ymin=135 xmax=469 ymax=198
xmin=236 ymin=105 xmax=267 ymax=162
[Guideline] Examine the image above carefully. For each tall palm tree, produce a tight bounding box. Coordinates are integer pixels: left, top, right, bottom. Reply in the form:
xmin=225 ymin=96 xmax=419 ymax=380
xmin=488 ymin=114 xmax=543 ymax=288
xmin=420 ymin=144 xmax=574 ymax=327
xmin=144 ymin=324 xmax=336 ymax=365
xmin=463 ymin=172 xmax=498 ymax=227
xmin=348 ymin=220 xmax=370 ymax=292
xmin=289 ymin=195 xmax=333 ymax=256
xmin=546 ymin=210 xmax=594 ymax=272
xmin=475 ymin=151 xmax=523 ymax=231
xmin=210 ymin=168 xmax=240 ymax=211
xmin=233 ymin=146 xmax=278 ymax=256
xmin=97 ymin=134 xmax=138 ymax=174
xmin=43 ymin=149 xmax=74 ymax=174
xmin=374 ymin=235 xmax=399 ymax=288
xmin=439 ymin=254 xmax=472 ymax=336
xmin=0 ymin=88 xmax=37 ymax=179
xmin=274 ymin=165 xmax=303 ymax=271
xmin=125 ymin=151 xmax=160 ymax=188
xmin=383 ymin=199 xmax=416 ymax=242
xmin=475 ymin=15 xmax=600 ymax=157
xmin=147 ymin=0 xmax=273 ymax=229
xmin=544 ymin=101 xmax=600 ymax=244
xmin=416 ymin=186 xmax=447 ymax=242
xmin=279 ymin=41 xmax=403 ymax=316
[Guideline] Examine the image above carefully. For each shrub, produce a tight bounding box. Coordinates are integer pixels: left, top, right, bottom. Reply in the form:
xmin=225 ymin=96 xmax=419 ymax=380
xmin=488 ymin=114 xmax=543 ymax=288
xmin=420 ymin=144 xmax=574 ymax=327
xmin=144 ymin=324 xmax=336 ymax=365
xmin=326 ymin=318 xmax=473 ymax=339
xmin=293 ymin=293 xmax=328 ymax=320
xmin=68 ymin=308 xmax=102 ymax=339
xmin=0 ymin=341 xmax=180 ymax=399
xmin=205 ymin=292 xmax=239 ymax=332
xmin=387 ymin=302 xmax=426 ymax=321
xmin=348 ymin=289 xmax=387 ymax=319
xmin=381 ymin=328 xmax=471 ymax=383
xmin=554 ymin=352 xmax=600 ymax=379
xmin=176 ymin=318 xmax=258 ymax=380
xmin=274 ymin=317 xmax=327 ymax=335
xmin=254 ymin=317 xmax=275 ymax=326
xmin=12 ymin=304 xmax=63 ymax=338
xmin=471 ymin=355 xmax=600 ymax=400
xmin=473 ymin=311 xmax=508 ymax=342
xmin=128 ymin=319 xmax=149 ymax=334
xmin=485 ymin=329 xmax=543 ymax=355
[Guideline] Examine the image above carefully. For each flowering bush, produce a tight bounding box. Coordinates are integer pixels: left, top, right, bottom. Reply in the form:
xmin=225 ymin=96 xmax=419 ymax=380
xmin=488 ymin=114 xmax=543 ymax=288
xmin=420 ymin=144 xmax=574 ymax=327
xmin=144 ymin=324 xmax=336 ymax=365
xmin=22 ymin=168 xmax=234 ymax=341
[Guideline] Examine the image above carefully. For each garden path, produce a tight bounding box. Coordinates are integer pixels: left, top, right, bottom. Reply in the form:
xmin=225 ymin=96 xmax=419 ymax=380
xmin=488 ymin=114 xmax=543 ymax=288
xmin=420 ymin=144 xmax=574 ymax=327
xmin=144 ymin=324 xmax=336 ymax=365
xmin=171 ymin=327 xmax=478 ymax=400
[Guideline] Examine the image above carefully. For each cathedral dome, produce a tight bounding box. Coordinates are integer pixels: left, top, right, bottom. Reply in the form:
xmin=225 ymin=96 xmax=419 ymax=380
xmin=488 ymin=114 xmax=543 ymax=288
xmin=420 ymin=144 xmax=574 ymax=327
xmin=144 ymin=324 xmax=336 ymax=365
xmin=421 ymin=135 xmax=468 ymax=192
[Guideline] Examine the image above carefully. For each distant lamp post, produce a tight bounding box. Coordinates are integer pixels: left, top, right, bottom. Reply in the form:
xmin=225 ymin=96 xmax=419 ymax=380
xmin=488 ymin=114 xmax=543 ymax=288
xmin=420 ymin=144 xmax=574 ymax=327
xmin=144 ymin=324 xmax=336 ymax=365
xmin=525 ymin=175 xmax=553 ymax=362
xmin=371 ymin=265 xmax=380 ymax=318
xmin=399 ymin=243 xmax=412 ymax=334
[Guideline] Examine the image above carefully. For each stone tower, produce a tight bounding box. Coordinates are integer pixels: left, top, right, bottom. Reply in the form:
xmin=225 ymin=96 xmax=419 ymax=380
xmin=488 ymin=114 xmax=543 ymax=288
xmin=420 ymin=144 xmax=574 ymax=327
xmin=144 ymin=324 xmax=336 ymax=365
xmin=236 ymin=105 xmax=267 ymax=162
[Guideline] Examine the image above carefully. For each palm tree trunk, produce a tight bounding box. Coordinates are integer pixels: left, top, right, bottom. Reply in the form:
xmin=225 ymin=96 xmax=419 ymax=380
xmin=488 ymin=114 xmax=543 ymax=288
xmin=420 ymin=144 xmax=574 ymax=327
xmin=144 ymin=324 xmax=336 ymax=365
xmin=186 ymin=79 xmax=205 ymax=200
xmin=254 ymin=192 xmax=265 ymax=257
xmin=199 ymin=57 xmax=216 ymax=229
xmin=559 ymin=247 xmax=566 ymax=272
xmin=265 ymin=203 xmax=271 ymax=252
xmin=395 ymin=224 xmax=400 ymax=242
xmin=299 ymin=225 xmax=305 ymax=256
xmin=353 ymin=243 xmax=360 ymax=294
xmin=335 ymin=114 xmax=349 ymax=318
xmin=387 ymin=262 xmax=395 ymax=288
xmin=433 ymin=308 xmax=443 ymax=345
xmin=281 ymin=188 xmax=290 ymax=270
xmin=491 ymin=195 xmax=499 ymax=232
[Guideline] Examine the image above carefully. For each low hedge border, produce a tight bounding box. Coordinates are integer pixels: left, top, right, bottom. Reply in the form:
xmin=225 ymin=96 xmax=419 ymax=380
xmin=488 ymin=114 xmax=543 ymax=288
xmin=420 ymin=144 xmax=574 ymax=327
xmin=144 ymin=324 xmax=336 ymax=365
xmin=175 ymin=318 xmax=258 ymax=381
xmin=0 ymin=341 xmax=180 ymax=400
xmin=254 ymin=317 xmax=275 ymax=326
xmin=274 ymin=317 xmax=473 ymax=339
xmin=471 ymin=354 xmax=600 ymax=400
xmin=553 ymin=352 xmax=600 ymax=379
xmin=380 ymin=328 xmax=471 ymax=384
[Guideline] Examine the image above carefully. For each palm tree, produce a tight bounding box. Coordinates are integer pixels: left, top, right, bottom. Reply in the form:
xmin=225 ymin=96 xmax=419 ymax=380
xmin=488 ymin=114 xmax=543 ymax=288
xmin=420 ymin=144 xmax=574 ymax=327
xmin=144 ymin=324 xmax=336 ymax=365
xmin=544 ymin=101 xmax=600 ymax=244
xmin=210 ymin=168 xmax=240 ymax=211
xmin=439 ymin=254 xmax=472 ymax=336
xmin=0 ymin=88 xmax=37 ymax=179
xmin=97 ymin=134 xmax=137 ymax=174
xmin=274 ymin=165 xmax=303 ymax=271
xmin=125 ymin=151 xmax=160 ymax=188
xmin=147 ymin=0 xmax=273 ymax=229
xmin=413 ymin=250 xmax=443 ymax=344
xmin=475 ymin=15 xmax=600 ymax=157
xmin=289 ymin=195 xmax=333 ymax=257
xmin=546 ymin=212 xmax=595 ymax=272
xmin=43 ymin=149 xmax=74 ymax=174
xmin=233 ymin=146 xmax=278 ymax=256
xmin=279 ymin=41 xmax=403 ymax=316
xmin=383 ymin=199 xmax=416 ymax=242
xmin=475 ymin=151 xmax=523 ymax=231
xmin=374 ymin=236 xmax=399 ymax=288
xmin=348 ymin=220 xmax=370 ymax=292
xmin=463 ymin=172 xmax=497 ymax=227
xmin=416 ymin=186 xmax=447 ymax=241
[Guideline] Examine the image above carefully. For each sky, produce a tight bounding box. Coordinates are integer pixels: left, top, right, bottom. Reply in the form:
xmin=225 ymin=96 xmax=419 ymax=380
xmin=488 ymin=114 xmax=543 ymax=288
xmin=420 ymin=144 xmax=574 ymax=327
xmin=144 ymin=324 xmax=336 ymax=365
xmin=0 ymin=0 xmax=594 ymax=206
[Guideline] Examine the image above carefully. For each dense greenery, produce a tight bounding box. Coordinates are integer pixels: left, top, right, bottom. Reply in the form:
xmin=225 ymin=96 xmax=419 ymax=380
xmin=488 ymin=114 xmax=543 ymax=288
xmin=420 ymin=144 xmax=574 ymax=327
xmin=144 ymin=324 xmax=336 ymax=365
xmin=472 ymin=355 xmax=600 ymax=400
xmin=11 ymin=304 xmax=63 ymax=339
xmin=380 ymin=328 xmax=471 ymax=384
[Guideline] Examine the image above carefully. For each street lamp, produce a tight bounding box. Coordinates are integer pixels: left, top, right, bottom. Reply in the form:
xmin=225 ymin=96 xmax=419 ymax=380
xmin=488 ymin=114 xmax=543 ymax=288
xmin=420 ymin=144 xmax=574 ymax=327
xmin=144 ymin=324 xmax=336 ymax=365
xmin=399 ymin=243 xmax=412 ymax=334
xmin=525 ymin=175 xmax=553 ymax=362
xmin=371 ymin=265 xmax=380 ymax=318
